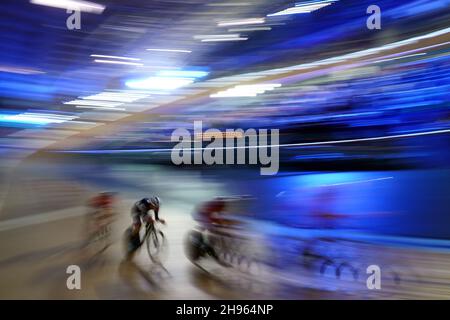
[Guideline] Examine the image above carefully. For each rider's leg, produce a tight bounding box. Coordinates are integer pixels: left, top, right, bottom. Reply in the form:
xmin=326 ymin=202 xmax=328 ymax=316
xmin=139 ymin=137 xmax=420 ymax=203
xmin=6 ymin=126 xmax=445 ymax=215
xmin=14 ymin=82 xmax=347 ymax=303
xmin=131 ymin=213 xmax=142 ymax=236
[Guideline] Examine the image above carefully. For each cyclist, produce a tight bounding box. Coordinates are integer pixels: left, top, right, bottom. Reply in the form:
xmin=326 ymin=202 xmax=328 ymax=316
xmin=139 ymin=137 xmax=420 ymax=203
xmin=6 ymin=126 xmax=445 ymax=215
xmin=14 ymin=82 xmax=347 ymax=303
xmin=189 ymin=196 xmax=252 ymax=266
xmin=130 ymin=196 xmax=165 ymax=237
xmin=83 ymin=192 xmax=117 ymax=254
xmin=194 ymin=196 xmax=228 ymax=231
xmin=189 ymin=196 xmax=229 ymax=265
xmin=194 ymin=195 xmax=254 ymax=231
xmin=87 ymin=192 xmax=117 ymax=237
xmin=124 ymin=196 xmax=166 ymax=260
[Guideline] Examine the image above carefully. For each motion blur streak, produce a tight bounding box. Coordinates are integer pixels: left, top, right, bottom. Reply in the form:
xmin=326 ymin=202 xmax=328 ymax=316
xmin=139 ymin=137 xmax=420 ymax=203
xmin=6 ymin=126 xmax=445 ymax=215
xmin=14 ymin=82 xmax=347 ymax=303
xmin=30 ymin=0 xmax=106 ymax=13
xmin=90 ymin=55 xmax=142 ymax=61
xmin=0 ymin=0 xmax=450 ymax=299
xmin=93 ymin=59 xmax=144 ymax=66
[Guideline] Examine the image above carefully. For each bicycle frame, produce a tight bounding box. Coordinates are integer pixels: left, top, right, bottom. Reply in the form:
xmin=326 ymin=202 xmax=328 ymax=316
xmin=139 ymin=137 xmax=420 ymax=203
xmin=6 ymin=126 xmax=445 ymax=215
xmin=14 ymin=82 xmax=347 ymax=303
xmin=137 ymin=222 xmax=156 ymax=247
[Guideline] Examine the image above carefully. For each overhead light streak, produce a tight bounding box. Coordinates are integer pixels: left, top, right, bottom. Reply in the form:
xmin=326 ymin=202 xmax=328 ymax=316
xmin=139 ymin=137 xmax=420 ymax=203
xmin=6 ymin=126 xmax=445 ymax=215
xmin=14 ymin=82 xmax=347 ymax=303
xmin=0 ymin=112 xmax=78 ymax=125
xmin=146 ymin=48 xmax=191 ymax=53
xmin=211 ymin=83 xmax=281 ymax=98
xmin=126 ymin=77 xmax=194 ymax=90
xmin=322 ymin=177 xmax=394 ymax=187
xmin=217 ymin=18 xmax=265 ymax=27
xmin=0 ymin=65 xmax=46 ymax=75
xmin=371 ymin=53 xmax=427 ymax=64
xmin=267 ymin=0 xmax=338 ymax=17
xmin=30 ymin=0 xmax=105 ymax=14
xmin=93 ymin=59 xmax=143 ymax=66
xmin=228 ymin=27 xmax=272 ymax=32
xmin=75 ymin=106 xmax=126 ymax=111
xmin=235 ymin=27 xmax=450 ymax=78
xmin=207 ymin=2 xmax=252 ymax=6
xmin=201 ymin=37 xmax=248 ymax=42
xmin=157 ymin=70 xmax=209 ymax=79
xmin=194 ymin=34 xmax=240 ymax=40
xmin=80 ymin=92 xmax=149 ymax=103
xmin=56 ymin=129 xmax=450 ymax=154
xmin=64 ymin=100 xmax=123 ymax=108
xmin=90 ymin=54 xmax=140 ymax=61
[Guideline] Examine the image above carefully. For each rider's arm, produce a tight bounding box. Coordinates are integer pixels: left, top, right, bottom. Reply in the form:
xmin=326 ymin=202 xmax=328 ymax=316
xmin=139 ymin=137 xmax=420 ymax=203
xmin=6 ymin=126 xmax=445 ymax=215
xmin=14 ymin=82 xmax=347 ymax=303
xmin=153 ymin=207 xmax=160 ymax=221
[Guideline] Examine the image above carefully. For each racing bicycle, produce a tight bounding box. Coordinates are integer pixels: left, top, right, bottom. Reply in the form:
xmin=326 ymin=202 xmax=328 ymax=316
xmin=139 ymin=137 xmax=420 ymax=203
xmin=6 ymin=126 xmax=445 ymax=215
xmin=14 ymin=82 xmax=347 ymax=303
xmin=125 ymin=220 xmax=167 ymax=263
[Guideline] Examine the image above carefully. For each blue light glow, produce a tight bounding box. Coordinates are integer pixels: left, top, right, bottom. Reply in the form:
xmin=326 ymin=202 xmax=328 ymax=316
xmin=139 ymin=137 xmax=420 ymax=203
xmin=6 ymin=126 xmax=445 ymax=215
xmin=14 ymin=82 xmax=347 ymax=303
xmin=156 ymin=70 xmax=209 ymax=79
xmin=0 ymin=112 xmax=77 ymax=126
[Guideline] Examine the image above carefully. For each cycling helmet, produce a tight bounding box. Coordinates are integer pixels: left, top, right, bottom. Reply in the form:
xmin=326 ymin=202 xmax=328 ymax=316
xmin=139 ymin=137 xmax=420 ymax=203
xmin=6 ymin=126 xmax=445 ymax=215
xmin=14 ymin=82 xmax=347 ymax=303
xmin=144 ymin=196 xmax=161 ymax=208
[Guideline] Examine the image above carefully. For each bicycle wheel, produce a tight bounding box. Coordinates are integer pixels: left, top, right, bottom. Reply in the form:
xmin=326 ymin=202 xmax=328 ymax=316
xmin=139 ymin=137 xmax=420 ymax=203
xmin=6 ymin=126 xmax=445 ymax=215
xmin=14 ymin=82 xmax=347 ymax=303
xmin=146 ymin=229 xmax=166 ymax=262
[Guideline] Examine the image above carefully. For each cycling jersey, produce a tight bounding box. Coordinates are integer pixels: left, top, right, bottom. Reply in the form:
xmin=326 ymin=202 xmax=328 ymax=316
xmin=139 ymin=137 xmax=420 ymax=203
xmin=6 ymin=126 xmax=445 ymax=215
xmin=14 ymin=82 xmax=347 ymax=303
xmin=194 ymin=200 xmax=226 ymax=228
xmin=131 ymin=198 xmax=159 ymax=223
xmin=89 ymin=193 xmax=114 ymax=210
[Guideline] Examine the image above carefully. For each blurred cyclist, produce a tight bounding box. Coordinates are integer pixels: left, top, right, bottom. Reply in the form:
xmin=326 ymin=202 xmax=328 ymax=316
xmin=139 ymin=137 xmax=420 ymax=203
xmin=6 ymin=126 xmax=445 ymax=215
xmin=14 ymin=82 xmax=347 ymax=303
xmin=84 ymin=192 xmax=117 ymax=254
xmin=194 ymin=196 xmax=228 ymax=231
xmin=87 ymin=192 xmax=117 ymax=237
xmin=194 ymin=196 xmax=251 ymax=233
xmin=188 ymin=196 xmax=252 ymax=266
xmin=130 ymin=196 xmax=165 ymax=237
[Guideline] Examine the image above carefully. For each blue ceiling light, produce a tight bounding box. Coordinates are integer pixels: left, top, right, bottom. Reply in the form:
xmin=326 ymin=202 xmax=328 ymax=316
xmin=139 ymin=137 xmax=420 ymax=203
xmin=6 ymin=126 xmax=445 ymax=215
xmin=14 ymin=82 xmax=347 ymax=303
xmin=125 ymin=67 xmax=209 ymax=90
xmin=125 ymin=77 xmax=195 ymax=90
xmin=0 ymin=112 xmax=78 ymax=126
xmin=267 ymin=0 xmax=339 ymax=16
xmin=156 ymin=70 xmax=209 ymax=79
